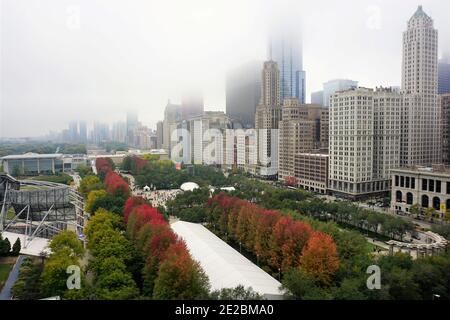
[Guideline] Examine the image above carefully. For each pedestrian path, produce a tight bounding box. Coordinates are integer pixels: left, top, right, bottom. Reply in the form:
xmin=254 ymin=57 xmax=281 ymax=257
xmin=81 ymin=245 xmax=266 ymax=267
xmin=0 ymin=255 xmax=25 ymax=300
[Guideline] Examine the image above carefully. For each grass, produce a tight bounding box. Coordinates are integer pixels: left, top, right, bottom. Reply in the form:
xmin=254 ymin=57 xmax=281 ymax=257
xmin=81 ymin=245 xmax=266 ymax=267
xmin=366 ymin=242 xmax=387 ymax=253
xmin=0 ymin=263 xmax=14 ymax=290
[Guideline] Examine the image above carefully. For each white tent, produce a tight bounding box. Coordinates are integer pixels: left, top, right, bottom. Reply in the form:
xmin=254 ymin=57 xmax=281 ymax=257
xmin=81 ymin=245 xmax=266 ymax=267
xmin=171 ymin=221 xmax=283 ymax=299
xmin=180 ymin=182 xmax=199 ymax=192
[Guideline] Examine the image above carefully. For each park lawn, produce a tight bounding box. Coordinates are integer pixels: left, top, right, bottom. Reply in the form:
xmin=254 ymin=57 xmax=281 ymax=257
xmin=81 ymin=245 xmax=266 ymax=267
xmin=0 ymin=263 xmax=14 ymax=290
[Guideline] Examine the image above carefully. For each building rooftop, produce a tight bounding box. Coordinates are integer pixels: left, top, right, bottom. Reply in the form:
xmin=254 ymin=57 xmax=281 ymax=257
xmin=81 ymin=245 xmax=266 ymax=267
xmin=1 ymin=153 xmax=63 ymax=160
xmin=392 ymin=165 xmax=450 ymax=177
xmin=411 ymin=5 xmax=430 ymax=20
xmin=171 ymin=221 xmax=283 ymax=299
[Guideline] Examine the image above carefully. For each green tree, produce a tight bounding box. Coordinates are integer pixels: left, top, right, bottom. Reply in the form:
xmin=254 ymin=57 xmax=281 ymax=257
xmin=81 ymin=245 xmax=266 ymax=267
xmin=0 ymin=237 xmax=11 ymax=256
xmin=12 ymin=257 xmax=44 ymax=299
xmin=79 ymin=175 xmax=102 ymax=198
xmin=48 ymin=231 xmax=84 ymax=258
xmin=40 ymin=248 xmax=81 ymax=298
xmin=12 ymin=238 xmax=21 ymax=256
xmin=85 ymin=189 xmax=108 ymax=213
xmin=210 ymin=285 xmax=264 ymax=300
xmin=409 ymin=204 xmax=421 ymax=218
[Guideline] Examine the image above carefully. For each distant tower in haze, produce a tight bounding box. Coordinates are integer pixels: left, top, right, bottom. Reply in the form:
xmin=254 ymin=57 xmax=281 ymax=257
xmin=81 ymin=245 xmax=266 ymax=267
xmin=439 ymin=57 xmax=450 ymax=94
xmin=79 ymin=121 xmax=87 ymax=143
xmin=268 ymin=28 xmax=305 ymax=104
xmin=126 ymin=111 xmax=139 ymax=145
xmin=226 ymin=60 xmax=262 ymax=127
xmin=181 ymin=91 xmax=204 ymax=120
xmin=68 ymin=121 xmax=78 ymax=142
xmin=400 ymin=5 xmax=440 ymax=166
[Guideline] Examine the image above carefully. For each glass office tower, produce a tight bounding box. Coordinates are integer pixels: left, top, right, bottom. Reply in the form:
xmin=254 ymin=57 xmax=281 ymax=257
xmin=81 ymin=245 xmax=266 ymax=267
xmin=268 ymin=31 xmax=306 ymax=104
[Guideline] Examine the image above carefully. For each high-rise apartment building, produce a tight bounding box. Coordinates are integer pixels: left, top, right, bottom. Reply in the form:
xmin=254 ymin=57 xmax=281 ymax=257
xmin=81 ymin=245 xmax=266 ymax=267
xmin=438 ymin=57 xmax=450 ymax=94
xmin=329 ymin=87 xmax=402 ymax=199
xmin=268 ymin=30 xmax=305 ymax=103
xmin=441 ymin=95 xmax=450 ymax=165
xmin=226 ymin=61 xmax=262 ymax=127
xmin=400 ymin=6 xmax=440 ymax=167
xmin=255 ymin=61 xmax=282 ymax=178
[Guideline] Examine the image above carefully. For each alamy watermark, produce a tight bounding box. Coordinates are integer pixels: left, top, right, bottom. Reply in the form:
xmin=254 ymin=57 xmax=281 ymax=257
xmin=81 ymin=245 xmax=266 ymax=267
xmin=66 ymin=265 xmax=81 ymax=290
xmin=169 ymin=128 xmax=279 ymax=173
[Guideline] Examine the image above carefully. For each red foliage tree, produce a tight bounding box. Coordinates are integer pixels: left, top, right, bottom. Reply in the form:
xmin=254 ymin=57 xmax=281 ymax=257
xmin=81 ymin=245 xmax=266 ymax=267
xmin=123 ymin=196 xmax=147 ymax=223
xmin=104 ymin=171 xmax=130 ymax=197
xmin=284 ymin=176 xmax=298 ymax=187
xmin=300 ymin=231 xmax=340 ymax=284
xmin=126 ymin=204 xmax=165 ymax=240
xmin=96 ymin=157 xmax=114 ymax=178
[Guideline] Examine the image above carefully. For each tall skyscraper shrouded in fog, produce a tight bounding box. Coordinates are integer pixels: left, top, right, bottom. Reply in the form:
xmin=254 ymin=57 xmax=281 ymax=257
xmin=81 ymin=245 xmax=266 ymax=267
xmin=400 ymin=5 xmax=440 ymax=166
xmin=181 ymin=91 xmax=204 ymax=120
xmin=226 ymin=61 xmax=262 ymax=127
xmin=255 ymin=60 xmax=282 ymax=178
xmin=68 ymin=121 xmax=79 ymax=142
xmin=79 ymin=121 xmax=87 ymax=143
xmin=268 ymin=28 xmax=305 ymax=104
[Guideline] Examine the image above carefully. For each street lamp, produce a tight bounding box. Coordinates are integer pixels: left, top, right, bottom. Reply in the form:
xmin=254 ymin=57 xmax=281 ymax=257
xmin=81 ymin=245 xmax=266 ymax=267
xmin=239 ymin=241 xmax=242 ymax=253
xmin=278 ymin=268 xmax=281 ymax=281
xmin=256 ymin=254 xmax=259 ymax=266
xmin=432 ymin=294 xmax=440 ymax=300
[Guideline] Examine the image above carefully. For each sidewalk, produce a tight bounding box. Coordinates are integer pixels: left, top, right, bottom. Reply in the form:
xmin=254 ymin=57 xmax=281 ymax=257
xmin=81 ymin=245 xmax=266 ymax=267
xmin=0 ymin=255 xmax=25 ymax=300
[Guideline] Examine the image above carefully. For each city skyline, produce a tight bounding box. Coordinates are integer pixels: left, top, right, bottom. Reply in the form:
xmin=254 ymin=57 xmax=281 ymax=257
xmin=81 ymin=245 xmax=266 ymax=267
xmin=1 ymin=0 xmax=449 ymax=138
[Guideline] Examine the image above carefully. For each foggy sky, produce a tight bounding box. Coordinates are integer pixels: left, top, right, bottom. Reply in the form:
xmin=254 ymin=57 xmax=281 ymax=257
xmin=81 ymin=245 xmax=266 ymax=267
xmin=1 ymin=0 xmax=449 ymax=138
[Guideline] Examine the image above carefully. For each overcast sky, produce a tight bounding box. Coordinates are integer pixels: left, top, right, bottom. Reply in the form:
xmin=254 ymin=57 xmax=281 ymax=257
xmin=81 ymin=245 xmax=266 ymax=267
xmin=1 ymin=0 xmax=449 ymax=138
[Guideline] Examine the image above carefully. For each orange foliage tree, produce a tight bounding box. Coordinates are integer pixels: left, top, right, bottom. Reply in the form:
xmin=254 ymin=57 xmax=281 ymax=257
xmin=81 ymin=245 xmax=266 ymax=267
xmin=300 ymin=231 xmax=340 ymax=284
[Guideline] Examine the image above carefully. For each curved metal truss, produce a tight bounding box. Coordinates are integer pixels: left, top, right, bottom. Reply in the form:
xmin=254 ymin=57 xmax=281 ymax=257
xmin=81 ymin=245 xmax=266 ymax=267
xmin=0 ymin=173 xmax=86 ymax=248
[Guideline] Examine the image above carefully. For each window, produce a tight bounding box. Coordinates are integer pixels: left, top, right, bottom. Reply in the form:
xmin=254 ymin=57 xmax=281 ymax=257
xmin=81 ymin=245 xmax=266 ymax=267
xmin=421 ymin=195 xmax=429 ymax=208
xmin=395 ymin=175 xmax=399 ymax=186
xmin=436 ymin=180 xmax=441 ymax=193
xmin=396 ymin=191 xmax=402 ymax=202
xmin=422 ymin=179 xmax=427 ymax=191
xmin=429 ymin=179 xmax=434 ymax=192
xmin=406 ymin=193 xmax=413 ymax=205
xmin=433 ymin=197 xmax=440 ymax=211
xmin=411 ymin=177 xmax=415 ymax=189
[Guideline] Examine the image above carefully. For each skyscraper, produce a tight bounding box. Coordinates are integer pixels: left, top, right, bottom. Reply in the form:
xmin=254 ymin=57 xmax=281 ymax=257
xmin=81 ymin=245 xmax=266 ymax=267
xmin=181 ymin=91 xmax=204 ymax=120
xmin=268 ymin=30 xmax=305 ymax=103
xmin=126 ymin=111 xmax=139 ymax=145
xmin=162 ymin=101 xmax=182 ymax=152
xmin=311 ymin=90 xmax=324 ymax=106
xmin=79 ymin=121 xmax=87 ymax=143
xmin=68 ymin=121 xmax=78 ymax=142
xmin=255 ymin=61 xmax=282 ymax=178
xmin=226 ymin=61 xmax=262 ymax=127
xmin=438 ymin=57 xmax=450 ymax=94
xmin=441 ymin=95 xmax=450 ymax=165
xmin=400 ymin=6 xmax=440 ymax=166
xmin=329 ymin=87 xmax=402 ymax=199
